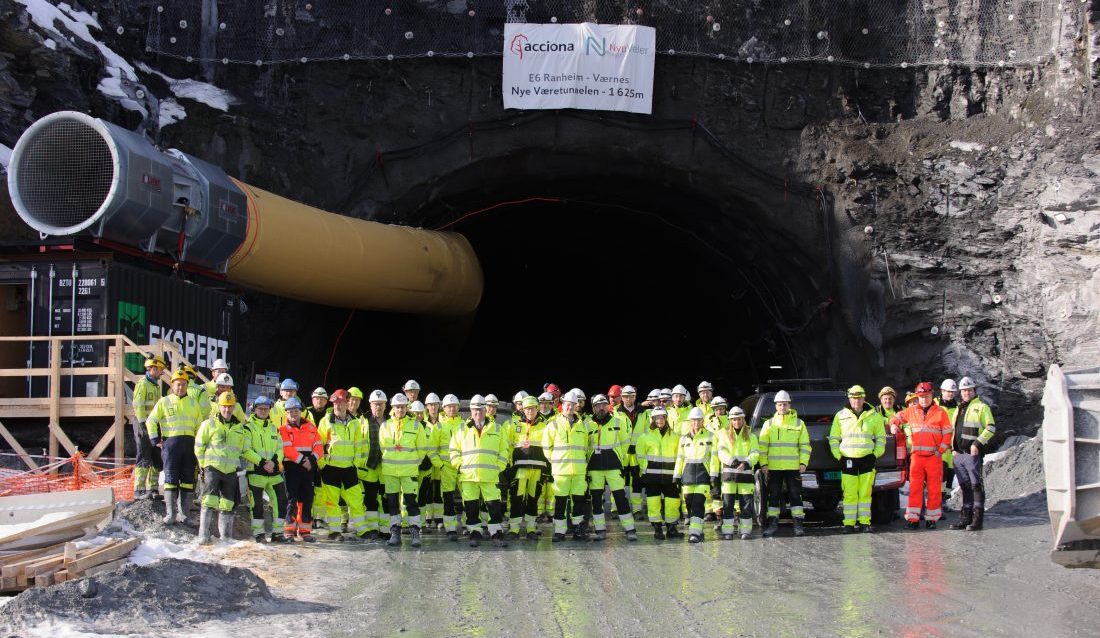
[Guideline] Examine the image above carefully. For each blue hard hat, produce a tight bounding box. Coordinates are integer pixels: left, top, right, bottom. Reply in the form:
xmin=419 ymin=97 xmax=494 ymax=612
xmin=279 ymin=378 xmax=299 ymax=391
xmin=284 ymin=397 xmax=303 ymax=410
xmin=253 ymin=395 xmax=273 ymax=408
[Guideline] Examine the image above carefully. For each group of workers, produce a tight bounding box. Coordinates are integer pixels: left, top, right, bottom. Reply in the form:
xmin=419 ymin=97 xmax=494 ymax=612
xmin=129 ymin=356 xmax=997 ymax=548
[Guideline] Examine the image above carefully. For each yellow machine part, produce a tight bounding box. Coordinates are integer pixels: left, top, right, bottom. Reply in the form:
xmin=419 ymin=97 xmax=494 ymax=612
xmin=225 ymin=179 xmax=483 ymax=316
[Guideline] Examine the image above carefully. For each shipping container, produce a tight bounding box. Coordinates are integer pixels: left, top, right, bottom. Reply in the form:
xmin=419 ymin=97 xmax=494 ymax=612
xmin=0 ymin=256 xmax=240 ymax=398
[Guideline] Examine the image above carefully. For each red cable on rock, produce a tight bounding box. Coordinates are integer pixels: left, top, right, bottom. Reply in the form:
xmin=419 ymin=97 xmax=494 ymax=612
xmin=433 ymin=197 xmax=562 ymax=230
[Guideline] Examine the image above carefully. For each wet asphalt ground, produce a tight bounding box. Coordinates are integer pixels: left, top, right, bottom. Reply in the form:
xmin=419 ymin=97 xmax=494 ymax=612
xmin=200 ymin=506 xmax=1099 ymax=638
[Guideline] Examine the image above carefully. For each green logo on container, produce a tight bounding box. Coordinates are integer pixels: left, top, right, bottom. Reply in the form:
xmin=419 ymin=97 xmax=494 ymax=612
xmin=118 ymin=301 xmax=146 ymax=373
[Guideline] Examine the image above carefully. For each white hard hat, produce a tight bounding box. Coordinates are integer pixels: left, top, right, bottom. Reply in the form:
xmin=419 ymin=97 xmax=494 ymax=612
xmin=570 ymin=388 xmax=586 ymax=400
xmin=621 ymin=385 xmax=637 ymax=395
xmin=214 ymin=372 xmax=233 ymax=386
xmin=660 ymin=388 xmax=672 ymax=399
xmin=688 ymin=407 xmax=706 ymax=420
xmin=651 ymin=407 xmax=667 ymax=417
xmin=312 ymin=387 xmax=328 ymax=398
xmin=697 ymin=381 xmax=713 ymax=392
xmin=774 ymin=390 xmax=792 ymax=403
xmin=538 ymin=392 xmax=554 ymax=402
xmin=369 ymin=389 xmax=387 ymax=403
xmin=958 ymin=376 xmax=976 ymax=390
xmin=646 ymin=389 xmax=660 ymax=400
xmin=513 ymin=390 xmax=529 ymax=404
xmin=425 ymin=392 xmax=441 ymax=404
xmin=390 ymin=394 xmax=409 ymax=406
xmin=442 ymin=394 xmax=460 ymax=407
xmin=561 ymin=391 xmax=578 ymax=405
xmin=729 ymin=406 xmax=746 ymax=418
xmin=941 ymin=379 xmax=958 ymax=392
xmin=672 ymin=384 xmax=688 ymax=396
xmin=712 ymin=396 xmax=728 ymax=407
xmin=485 ymin=394 xmax=499 ymax=405
xmin=211 ymin=359 xmax=229 ymax=371
xmin=403 ymin=379 xmax=421 ymax=391
xmin=591 ymin=394 xmax=609 ymax=406
xmin=469 ymin=394 xmax=486 ymax=409
xmin=410 ymin=400 xmax=425 ymax=412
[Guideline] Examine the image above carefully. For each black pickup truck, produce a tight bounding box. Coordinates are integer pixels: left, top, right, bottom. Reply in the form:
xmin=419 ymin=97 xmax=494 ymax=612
xmin=739 ymin=390 xmax=907 ymax=524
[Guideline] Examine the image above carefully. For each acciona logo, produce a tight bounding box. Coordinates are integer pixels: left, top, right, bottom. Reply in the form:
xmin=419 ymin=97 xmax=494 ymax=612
xmin=508 ymin=33 xmax=576 ymax=60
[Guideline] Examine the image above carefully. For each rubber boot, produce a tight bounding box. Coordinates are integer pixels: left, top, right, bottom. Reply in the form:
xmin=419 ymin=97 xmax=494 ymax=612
xmin=966 ymin=507 xmax=984 ymax=531
xmin=410 ymin=526 xmax=422 ymax=548
xmin=652 ymin=523 xmax=665 ymax=540
xmin=763 ymin=518 xmax=779 ymax=537
xmin=197 ymin=507 xmax=214 ymax=544
xmin=386 ymin=525 xmax=401 ymax=547
xmin=951 ymin=508 xmax=973 ymax=530
xmin=162 ymin=493 xmax=177 ymax=525
xmin=178 ymin=492 xmax=194 ymax=525
xmin=793 ymin=518 xmax=805 ymax=537
xmin=217 ymin=511 xmax=234 ymax=541
xmin=666 ymin=523 xmax=684 ymax=539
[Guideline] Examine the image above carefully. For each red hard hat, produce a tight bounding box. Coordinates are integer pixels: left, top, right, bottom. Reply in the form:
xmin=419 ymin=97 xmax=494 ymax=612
xmin=914 ymin=382 xmax=934 ymax=396
xmin=545 ymin=383 xmax=561 ymax=396
xmin=608 ymin=385 xmax=623 ymax=397
xmin=330 ymin=389 xmax=350 ymax=403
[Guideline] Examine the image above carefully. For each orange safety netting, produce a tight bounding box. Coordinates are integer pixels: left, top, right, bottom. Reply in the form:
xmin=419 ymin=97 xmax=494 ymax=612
xmin=0 ymin=454 xmax=134 ymax=502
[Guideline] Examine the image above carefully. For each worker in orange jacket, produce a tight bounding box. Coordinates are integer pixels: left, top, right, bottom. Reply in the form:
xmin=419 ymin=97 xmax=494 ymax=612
xmin=279 ymin=397 xmax=324 ymax=541
xmin=891 ymin=382 xmax=953 ymax=529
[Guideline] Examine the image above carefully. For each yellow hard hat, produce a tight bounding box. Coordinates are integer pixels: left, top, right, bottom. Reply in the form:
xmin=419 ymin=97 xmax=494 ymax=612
xmin=181 ymin=364 xmax=197 ymax=377
xmin=170 ymin=370 xmax=190 ymax=383
xmin=847 ymin=385 xmax=866 ymax=398
xmin=878 ymin=386 xmax=896 ymax=398
xmin=217 ymin=391 xmax=236 ymax=407
xmin=144 ymin=356 xmax=167 ymax=369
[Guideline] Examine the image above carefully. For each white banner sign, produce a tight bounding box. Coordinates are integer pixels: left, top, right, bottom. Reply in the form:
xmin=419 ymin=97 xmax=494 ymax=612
xmin=503 ymin=23 xmax=656 ymax=115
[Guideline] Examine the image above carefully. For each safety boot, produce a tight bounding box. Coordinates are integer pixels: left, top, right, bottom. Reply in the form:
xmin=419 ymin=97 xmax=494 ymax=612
xmin=217 ymin=511 xmax=234 ymax=541
xmin=197 ymin=507 xmax=214 ymax=545
xmin=722 ymin=533 xmax=734 ymax=541
xmin=793 ymin=518 xmax=806 ymax=537
xmin=492 ymin=531 xmax=507 ymax=548
xmin=966 ymin=507 xmax=984 ymax=531
xmin=688 ymin=533 xmax=702 ymax=544
xmin=526 ymin=531 xmax=539 ymax=541
xmin=270 ymin=533 xmax=286 ymax=543
xmin=625 ymin=528 xmax=638 ymax=542
xmin=447 ymin=530 xmax=458 ymax=542
xmin=842 ymin=525 xmax=855 ymax=535
xmin=469 ymin=530 xmax=482 ymax=547
xmin=410 ymin=526 xmax=422 ymax=548
xmin=178 ymin=492 xmax=195 ymax=525
xmin=652 ymin=523 xmax=665 ymax=540
xmin=162 ymin=493 xmax=178 ymax=525
xmin=507 ymin=530 xmax=520 ymax=541
xmin=762 ymin=518 xmax=779 ymax=538
xmin=951 ymin=508 xmax=973 ymax=530
xmin=572 ymin=521 xmax=589 ymax=541
xmin=925 ymin=520 xmax=937 ymax=530
xmin=703 ymin=512 xmax=717 ymax=523
xmin=594 ymin=529 xmax=607 ymax=541
xmin=386 ymin=525 xmax=401 ymax=547
xmin=666 ymin=523 xmax=684 ymax=539
xmin=740 ymin=532 xmax=752 ymax=541
xmin=552 ymin=533 xmax=566 ymax=543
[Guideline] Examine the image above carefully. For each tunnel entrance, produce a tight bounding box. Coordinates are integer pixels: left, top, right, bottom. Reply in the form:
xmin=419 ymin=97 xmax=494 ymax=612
xmin=249 ymin=147 xmax=862 ymax=403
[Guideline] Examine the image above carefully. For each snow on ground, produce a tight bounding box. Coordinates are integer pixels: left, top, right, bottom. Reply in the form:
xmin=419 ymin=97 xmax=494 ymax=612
xmin=137 ymin=63 xmax=237 ymax=112
xmin=949 ymin=140 xmax=986 ymax=152
xmin=128 ymin=536 xmax=262 ymax=566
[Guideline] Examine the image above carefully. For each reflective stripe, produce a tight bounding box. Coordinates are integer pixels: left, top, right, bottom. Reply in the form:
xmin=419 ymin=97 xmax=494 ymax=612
xmin=553 ymin=445 xmax=587 ymax=451
xmin=461 ymin=448 xmax=503 ymax=458
xmin=768 ymin=442 xmax=799 ymax=448
xmin=646 ymin=455 xmax=675 ymax=463
xmin=295 ymin=446 xmax=313 ymax=452
xmin=645 ymin=468 xmax=674 ymax=475
xmin=462 ymin=463 xmax=501 ymax=471
xmin=554 ymin=458 xmax=587 ymax=464
xmin=383 ymin=458 xmax=422 ymax=465
xmin=514 ymin=459 xmax=547 ymax=467
xmin=912 ymin=445 xmax=938 ymax=453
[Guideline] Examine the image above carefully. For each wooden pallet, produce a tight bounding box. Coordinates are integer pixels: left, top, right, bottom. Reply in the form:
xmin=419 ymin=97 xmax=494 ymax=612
xmin=0 ymin=537 xmax=138 ymax=592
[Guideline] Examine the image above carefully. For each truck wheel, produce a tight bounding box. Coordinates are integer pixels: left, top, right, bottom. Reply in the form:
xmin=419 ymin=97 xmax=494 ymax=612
xmin=871 ymin=489 xmax=900 ymax=524
xmin=754 ymin=472 xmax=767 ymax=526
xmin=810 ymin=496 xmax=839 ymax=516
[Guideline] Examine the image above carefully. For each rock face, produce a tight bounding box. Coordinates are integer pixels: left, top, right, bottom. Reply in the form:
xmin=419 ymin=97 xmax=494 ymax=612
xmin=0 ymin=1 xmax=1097 ymax=433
